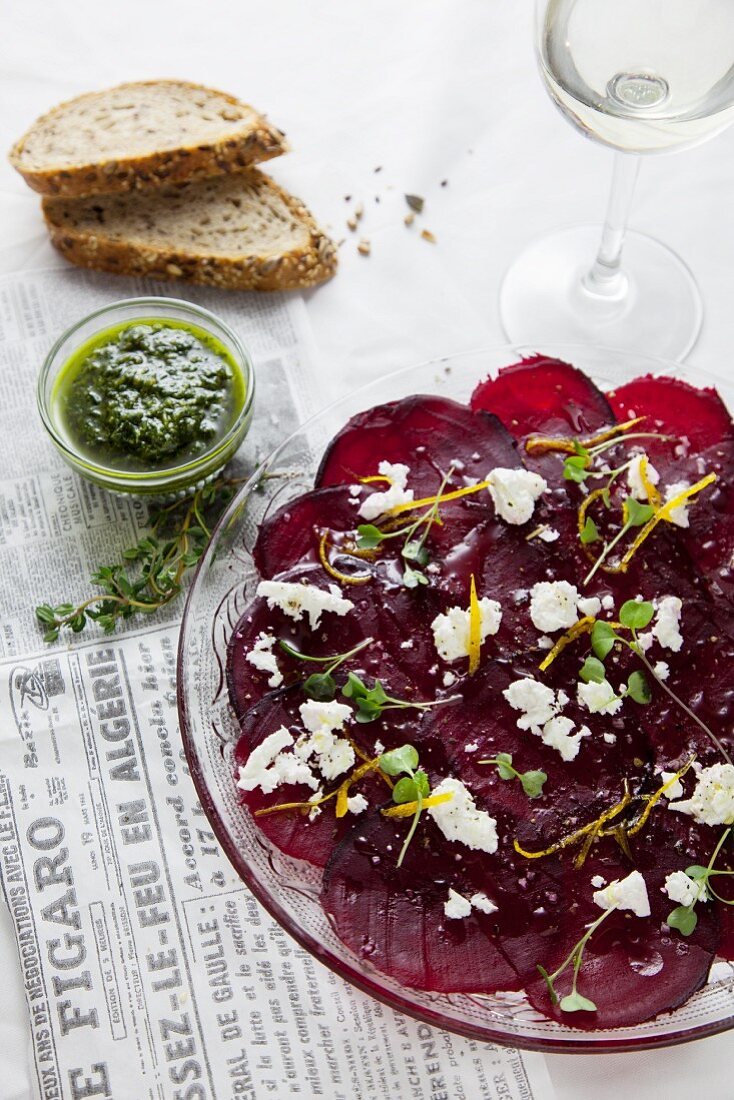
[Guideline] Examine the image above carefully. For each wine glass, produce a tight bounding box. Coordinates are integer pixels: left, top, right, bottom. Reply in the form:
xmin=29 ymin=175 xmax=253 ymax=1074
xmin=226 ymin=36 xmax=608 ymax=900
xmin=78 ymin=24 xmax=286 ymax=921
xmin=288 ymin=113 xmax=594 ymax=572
xmin=499 ymin=0 xmax=734 ymax=360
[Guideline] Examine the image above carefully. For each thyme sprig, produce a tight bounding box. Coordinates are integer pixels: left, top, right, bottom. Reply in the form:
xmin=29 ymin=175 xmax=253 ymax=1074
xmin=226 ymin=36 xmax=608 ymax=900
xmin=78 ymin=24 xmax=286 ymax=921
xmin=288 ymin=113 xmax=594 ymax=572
xmin=36 ymin=476 xmax=244 ymax=641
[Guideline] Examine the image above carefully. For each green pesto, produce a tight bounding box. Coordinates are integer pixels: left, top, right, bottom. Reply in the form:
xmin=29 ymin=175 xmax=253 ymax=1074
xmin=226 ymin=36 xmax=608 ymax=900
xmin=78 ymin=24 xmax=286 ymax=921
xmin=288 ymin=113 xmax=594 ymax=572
xmin=53 ymin=319 xmax=245 ymax=470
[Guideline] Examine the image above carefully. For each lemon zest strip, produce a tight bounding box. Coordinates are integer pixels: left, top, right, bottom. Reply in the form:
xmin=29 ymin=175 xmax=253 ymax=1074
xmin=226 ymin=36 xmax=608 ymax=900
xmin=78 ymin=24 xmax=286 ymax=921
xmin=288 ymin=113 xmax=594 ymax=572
xmin=468 ymin=573 xmax=482 ymax=676
xmin=513 ymin=784 xmax=632 ymax=865
xmin=638 ymin=454 xmax=662 ymax=509
xmin=538 ymin=616 xmax=596 ymax=672
xmin=617 ymin=472 xmax=717 ymax=571
xmin=318 ymin=532 xmax=372 ymax=586
xmin=381 ymin=791 xmax=454 ymax=818
xmin=525 ymin=417 xmax=647 ymax=456
xmin=388 ymin=480 xmax=492 ymax=516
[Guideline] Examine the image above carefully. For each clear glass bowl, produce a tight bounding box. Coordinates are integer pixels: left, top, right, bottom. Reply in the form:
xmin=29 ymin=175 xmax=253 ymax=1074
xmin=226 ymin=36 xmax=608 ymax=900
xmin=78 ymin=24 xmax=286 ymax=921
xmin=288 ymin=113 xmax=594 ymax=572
xmin=38 ymin=296 xmax=255 ymax=496
xmin=177 ymin=344 xmax=734 ymax=1054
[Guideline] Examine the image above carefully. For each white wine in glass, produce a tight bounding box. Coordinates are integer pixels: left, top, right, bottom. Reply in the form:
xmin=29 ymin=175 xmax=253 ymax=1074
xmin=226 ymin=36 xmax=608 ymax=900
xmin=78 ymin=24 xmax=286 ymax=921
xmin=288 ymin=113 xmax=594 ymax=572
xmin=500 ymin=0 xmax=734 ymax=359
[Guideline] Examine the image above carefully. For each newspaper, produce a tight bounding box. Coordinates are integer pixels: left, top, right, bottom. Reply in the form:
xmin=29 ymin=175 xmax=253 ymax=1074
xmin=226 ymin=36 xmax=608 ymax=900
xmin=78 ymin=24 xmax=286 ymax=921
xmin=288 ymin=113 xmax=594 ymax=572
xmin=0 ymin=269 xmax=555 ymax=1100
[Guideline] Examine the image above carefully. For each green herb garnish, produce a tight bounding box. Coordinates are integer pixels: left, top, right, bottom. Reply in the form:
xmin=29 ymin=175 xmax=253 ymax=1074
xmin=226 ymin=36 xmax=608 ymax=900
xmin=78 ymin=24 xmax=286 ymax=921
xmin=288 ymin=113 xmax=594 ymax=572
xmin=278 ymin=638 xmax=373 ymax=701
xmin=341 ymin=671 xmax=451 ymax=723
xmin=666 ymin=827 xmax=734 ymax=936
xmin=479 ymin=752 xmax=547 ymax=798
xmin=379 ymin=744 xmax=429 ymax=866
xmin=537 ymin=907 xmax=616 ymax=1013
xmin=36 ymin=476 xmax=243 ymax=641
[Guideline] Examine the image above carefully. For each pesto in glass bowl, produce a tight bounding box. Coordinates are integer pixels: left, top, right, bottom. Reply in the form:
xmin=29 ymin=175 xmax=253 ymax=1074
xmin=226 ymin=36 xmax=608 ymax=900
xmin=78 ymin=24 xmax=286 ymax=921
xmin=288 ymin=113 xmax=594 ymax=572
xmin=38 ymin=297 xmax=255 ymax=496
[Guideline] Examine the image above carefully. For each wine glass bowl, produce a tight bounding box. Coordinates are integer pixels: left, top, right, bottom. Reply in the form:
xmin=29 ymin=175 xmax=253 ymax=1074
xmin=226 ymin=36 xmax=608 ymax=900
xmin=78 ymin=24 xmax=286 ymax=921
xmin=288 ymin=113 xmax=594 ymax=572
xmin=500 ymin=0 xmax=734 ymax=360
xmin=538 ymin=0 xmax=734 ymax=154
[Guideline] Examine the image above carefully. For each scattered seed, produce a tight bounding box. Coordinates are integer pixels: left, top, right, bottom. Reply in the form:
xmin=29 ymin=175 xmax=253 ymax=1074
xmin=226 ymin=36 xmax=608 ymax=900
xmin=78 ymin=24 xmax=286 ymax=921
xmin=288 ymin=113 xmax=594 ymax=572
xmin=346 ymin=216 xmax=358 ymax=231
xmin=404 ymin=213 xmax=415 ymax=226
xmin=357 ymin=239 xmax=371 ymax=256
xmin=421 ymin=229 xmax=436 ymax=243
xmin=405 ymin=194 xmax=425 ymax=213
xmin=354 ymin=203 xmax=364 ymax=220
xmin=344 ymin=195 xmax=352 ymax=201
xmin=374 ymin=166 xmax=383 ymax=173
xmin=441 ymin=179 xmax=448 ymax=187
xmin=374 ymin=196 xmax=380 ymax=203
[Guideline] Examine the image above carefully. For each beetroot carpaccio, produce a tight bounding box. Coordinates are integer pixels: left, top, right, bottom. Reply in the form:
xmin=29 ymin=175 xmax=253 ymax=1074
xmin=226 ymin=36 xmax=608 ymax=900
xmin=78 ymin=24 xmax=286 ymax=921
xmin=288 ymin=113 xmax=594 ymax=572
xmin=227 ymin=356 xmax=734 ymax=1031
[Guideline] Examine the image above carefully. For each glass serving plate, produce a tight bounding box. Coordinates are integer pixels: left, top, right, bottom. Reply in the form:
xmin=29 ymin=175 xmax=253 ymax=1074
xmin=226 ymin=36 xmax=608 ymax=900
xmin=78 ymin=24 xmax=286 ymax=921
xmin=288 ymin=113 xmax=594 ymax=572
xmin=177 ymin=345 xmax=734 ymax=1054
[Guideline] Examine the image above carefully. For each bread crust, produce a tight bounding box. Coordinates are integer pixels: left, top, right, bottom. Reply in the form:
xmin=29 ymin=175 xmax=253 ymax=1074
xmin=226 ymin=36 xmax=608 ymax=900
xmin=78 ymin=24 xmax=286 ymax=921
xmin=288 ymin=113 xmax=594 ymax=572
xmin=42 ymin=174 xmax=338 ymax=292
xmin=9 ymin=80 xmax=288 ymax=199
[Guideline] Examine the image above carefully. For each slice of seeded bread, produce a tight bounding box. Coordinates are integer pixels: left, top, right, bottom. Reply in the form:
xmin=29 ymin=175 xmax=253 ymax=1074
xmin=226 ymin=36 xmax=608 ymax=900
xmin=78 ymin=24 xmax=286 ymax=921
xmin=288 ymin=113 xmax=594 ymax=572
xmin=42 ymin=169 xmax=337 ymax=291
xmin=9 ymin=80 xmax=287 ymax=199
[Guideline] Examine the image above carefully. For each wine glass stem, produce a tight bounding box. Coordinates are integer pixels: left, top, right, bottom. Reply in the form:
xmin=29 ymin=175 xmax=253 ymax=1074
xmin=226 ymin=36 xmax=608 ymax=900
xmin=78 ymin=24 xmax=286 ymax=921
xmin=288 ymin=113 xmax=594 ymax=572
xmin=582 ymin=152 xmax=641 ymax=299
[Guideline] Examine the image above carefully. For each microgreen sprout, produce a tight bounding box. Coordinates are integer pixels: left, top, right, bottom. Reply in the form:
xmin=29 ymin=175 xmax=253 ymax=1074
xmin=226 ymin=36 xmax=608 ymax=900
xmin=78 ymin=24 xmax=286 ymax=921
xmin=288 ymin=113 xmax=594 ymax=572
xmin=278 ymin=637 xmax=373 ymax=701
xmin=583 ymin=497 xmax=655 ymax=586
xmin=36 ymin=476 xmax=244 ymax=641
xmin=378 ymin=744 xmax=429 ymax=866
xmin=341 ymin=671 xmax=452 ymax=723
xmin=479 ymin=752 xmax=547 ymax=798
xmin=588 ymin=600 xmax=733 ymax=764
xmin=667 ymin=827 xmax=734 ymax=936
xmin=356 ymin=465 xmax=457 ymax=588
xmin=537 ymin=908 xmax=615 ymax=1013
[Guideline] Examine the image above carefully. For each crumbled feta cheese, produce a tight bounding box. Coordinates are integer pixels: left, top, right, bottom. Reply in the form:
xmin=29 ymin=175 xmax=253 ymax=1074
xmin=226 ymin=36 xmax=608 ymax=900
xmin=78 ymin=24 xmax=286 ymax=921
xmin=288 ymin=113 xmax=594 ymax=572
xmin=486 ymin=467 xmax=547 ymax=525
xmin=541 ymin=715 xmax=586 ymax=762
xmin=237 ymin=728 xmax=318 ymax=795
xmin=577 ymin=596 xmax=602 ymax=618
xmin=426 ymin=562 xmax=441 ymax=575
xmin=245 ymin=632 xmax=283 ymax=687
xmin=593 ymin=870 xmax=651 ymax=917
xmin=443 ymin=670 xmax=458 ymax=687
xmin=590 ymin=875 xmax=606 ymax=889
xmin=503 ymin=678 xmax=557 ymax=732
xmin=654 ymin=661 xmax=670 ymax=681
xmin=464 ymin=742 xmax=478 ymax=753
xmin=470 ymin=892 xmax=498 ymax=915
xmin=537 ymin=635 xmax=554 ymax=650
xmin=504 ymin=678 xmax=586 ymax=761
xmin=444 ymin=888 xmax=472 ymax=920
xmin=529 ymin=580 xmax=581 ymax=632
xmin=538 ymin=527 xmax=560 ymax=543
xmin=295 ymin=700 xmax=355 ymax=782
xmin=256 ymin=580 xmax=353 ymax=629
xmin=577 ymin=679 xmax=623 ymax=716
xmin=346 ymin=793 xmax=369 ymax=815
xmin=299 ymin=699 xmax=352 ymax=735
xmin=602 ymin=594 xmax=615 ymax=611
xmin=627 ymin=453 xmax=660 ymax=501
xmin=603 ymin=732 xmax=617 ymax=745
xmin=669 ymin=763 xmax=734 ymax=826
xmin=358 ymin=461 xmax=414 ymax=520
xmin=661 ymin=770 xmax=683 ymax=800
xmin=308 ymin=790 xmax=323 ymax=821
xmin=431 ymin=598 xmax=502 ymax=662
xmin=653 ymin=596 xmax=683 ymax=652
xmin=664 ymin=481 xmax=691 ymax=528
xmin=664 ymin=870 xmax=709 ymax=908
xmin=428 ymin=778 xmax=498 ymax=853
xmin=373 ymin=740 xmax=384 ymax=755
xmin=400 ymin=638 xmax=414 ymax=649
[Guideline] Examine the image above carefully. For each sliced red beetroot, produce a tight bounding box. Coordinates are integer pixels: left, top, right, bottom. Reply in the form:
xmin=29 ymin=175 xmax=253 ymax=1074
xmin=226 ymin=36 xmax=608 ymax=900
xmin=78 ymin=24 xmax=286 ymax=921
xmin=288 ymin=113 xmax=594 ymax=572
xmin=316 ymin=394 xmax=520 ymax=494
xmin=515 ymin=836 xmax=719 ymax=1030
xmin=471 ymin=356 xmax=614 ymax=440
xmin=233 ymin=689 xmax=389 ymax=868
xmin=254 ymin=486 xmax=359 ymax=578
xmin=322 ymin=810 xmax=521 ymax=993
xmin=608 ymin=375 xmax=734 ymax=452
xmin=226 ymin=563 xmax=446 ymax=723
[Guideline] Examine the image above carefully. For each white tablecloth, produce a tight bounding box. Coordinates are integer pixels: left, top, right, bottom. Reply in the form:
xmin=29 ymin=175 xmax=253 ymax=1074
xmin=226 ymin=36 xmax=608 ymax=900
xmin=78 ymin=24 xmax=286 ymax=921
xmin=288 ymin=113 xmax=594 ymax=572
xmin=1 ymin=2 xmax=733 ymax=1097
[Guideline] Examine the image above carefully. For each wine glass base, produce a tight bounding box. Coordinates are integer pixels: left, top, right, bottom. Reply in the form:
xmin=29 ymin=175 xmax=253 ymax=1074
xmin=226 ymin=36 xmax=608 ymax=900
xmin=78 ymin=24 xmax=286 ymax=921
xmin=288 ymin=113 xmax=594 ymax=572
xmin=499 ymin=225 xmax=703 ymax=361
